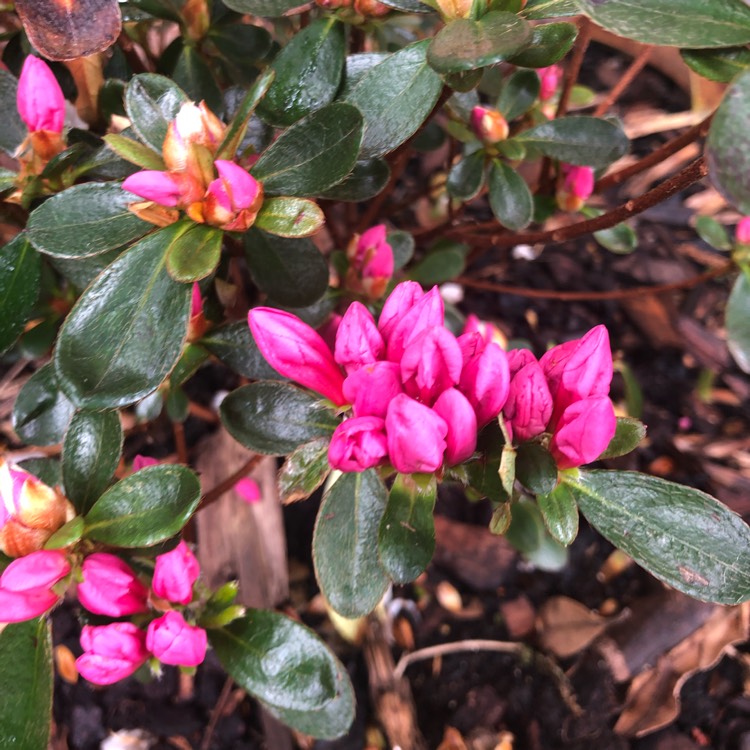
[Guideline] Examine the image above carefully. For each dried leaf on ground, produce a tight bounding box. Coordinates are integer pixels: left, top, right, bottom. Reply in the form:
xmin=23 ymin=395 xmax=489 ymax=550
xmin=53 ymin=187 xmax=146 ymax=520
xmin=538 ymin=596 xmax=609 ymax=658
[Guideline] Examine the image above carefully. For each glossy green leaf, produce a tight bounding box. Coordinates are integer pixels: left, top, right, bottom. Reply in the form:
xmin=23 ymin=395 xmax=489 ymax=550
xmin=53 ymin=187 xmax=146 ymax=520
xmin=344 ymin=40 xmax=443 ymax=159
xmin=488 ymin=160 xmax=533 ymax=230
xmin=220 ymin=382 xmax=340 ymax=455
xmin=317 ymin=159 xmax=390 ymax=202
xmin=598 ymin=417 xmax=646 ymax=459
xmin=259 ymin=19 xmax=345 ymax=127
xmin=498 ymin=69 xmax=540 ymax=120
xmin=521 ymin=0 xmax=577 ymax=18
xmin=125 ymin=74 xmax=189 ymax=152
xmin=504 ymin=499 xmax=567 ymax=571
xmin=409 ymin=244 xmax=467 ymax=285
xmin=170 ymin=343 xmax=209 ymax=387
xmin=62 ymin=410 xmax=123 ymax=514
xmin=378 ymin=473 xmax=437 ymax=584
xmin=0 ymin=69 xmax=25 ymax=155
xmin=695 ymin=215 xmax=732 ymax=250
xmin=54 ymin=226 xmax=192 ymax=409
xmin=166 ymin=222 xmax=223 ymax=282
xmin=209 ymin=24 xmax=273 ymax=72
xmin=44 ymin=516 xmax=85 ymax=549
xmin=244 ymin=229 xmax=328 ymax=307
xmin=201 ymin=322 xmax=281 ymax=380
xmin=447 ymin=150 xmax=486 ymax=200
xmin=0 ymin=234 xmax=40 ymax=354
xmin=254 ymin=197 xmax=325 ymax=238
xmin=18 ymin=458 xmax=62 ymax=488
xmin=13 ymin=364 xmax=75 ymax=446
xmin=27 ymin=183 xmax=151 ymax=259
xmin=221 ymin=0 xmax=302 ymax=16
xmin=537 ymin=482 xmax=578 ymax=546
xmin=84 ymin=464 xmax=201 ymax=546
xmin=252 ymin=103 xmax=363 ymax=196
xmin=682 ymin=47 xmax=750 ymax=83
xmin=278 ymin=438 xmax=331 ymax=503
xmin=509 ymin=22 xmax=578 ymax=68
xmin=0 ymin=619 xmax=53 ymax=750
xmin=48 ymin=247 xmax=123 ymax=293
xmin=517 ymin=116 xmax=629 ymax=167
xmin=727 ymin=269 xmax=750 ymax=373
xmin=515 ymin=442 xmax=557 ymax=495
xmin=172 ymin=45 xmax=223 ymax=115
xmin=565 ymin=470 xmax=750 ymax=604
xmin=103 ymin=133 xmax=166 ymax=169
xmin=378 ymin=0 xmax=432 ymax=11
xmin=427 ymin=12 xmax=532 ymax=74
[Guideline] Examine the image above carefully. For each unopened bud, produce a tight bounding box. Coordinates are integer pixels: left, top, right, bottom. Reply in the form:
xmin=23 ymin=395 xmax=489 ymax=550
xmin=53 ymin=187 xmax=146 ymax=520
xmin=163 ymin=101 xmax=225 ymax=172
xmin=470 ymin=106 xmax=509 ymax=145
xmin=537 ymin=65 xmax=562 ymax=102
xmin=556 ymin=164 xmax=594 ymax=212
xmin=353 ymin=0 xmax=391 ymax=16
xmin=736 ymin=216 xmax=750 ymax=246
xmin=434 ymin=0 xmax=472 ymax=20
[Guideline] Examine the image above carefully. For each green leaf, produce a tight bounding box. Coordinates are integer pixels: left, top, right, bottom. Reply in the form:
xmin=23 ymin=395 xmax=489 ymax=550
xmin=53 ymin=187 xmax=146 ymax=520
xmin=565 ymin=470 xmax=750 ymax=604
xmin=103 ymin=133 xmax=166 ymax=169
xmin=252 ymin=103 xmax=363 ymax=196
xmin=537 ymin=482 xmax=578 ymax=546
xmin=378 ymin=473 xmax=437 ymax=584
xmin=378 ymin=0 xmax=432 ymax=11
xmin=84 ymin=464 xmax=201 ymax=546
xmin=344 ymin=40 xmax=443 ymax=159
xmin=488 ymin=160 xmax=533 ymax=230
xmin=166 ymin=222 xmax=223 ymax=282
xmin=18 ymin=458 xmax=62 ymax=488
xmin=317 ymin=159 xmax=391 ymax=202
xmin=62 ymin=409 xmax=123 ymax=514
xmin=278 ymin=437 xmax=331 ymax=503
xmin=254 ymin=197 xmax=325 ymax=238
xmin=244 ymin=229 xmax=328 ymax=307
xmin=13 ymin=364 xmax=76 ymax=446
xmin=515 ymin=442 xmax=558 ymax=495
xmin=27 ymin=183 xmax=152 ymax=259
xmin=707 ymin=69 xmax=750 ymax=213
xmin=695 ymin=215 xmax=732 ymax=250
xmin=54 ymin=225 xmax=192 ymax=409
xmin=172 ymin=45 xmax=223 ymax=115
xmin=681 ymin=47 xmax=750 ymax=83
xmin=220 ymin=382 xmax=340 ymax=455
xmin=0 ymin=68 xmax=25 ymax=155
xmin=521 ymin=0 xmax=578 ymax=18
xmin=170 ymin=343 xmax=210 ymax=387
xmin=409 ymin=244 xmax=467 ymax=285
xmin=594 ymin=221 xmax=638 ymax=254
xmin=221 ymin=0 xmax=302 ymax=16
xmin=598 ymin=417 xmax=646 ymax=459
xmin=517 ymin=116 xmax=629 ymax=167
xmin=498 ymin=69 xmax=540 ymax=120
xmin=508 ymin=22 xmax=578 ymax=68
xmin=727 ymin=269 xmax=750 ymax=373
xmin=575 ymin=0 xmax=750 ymax=48
xmin=504 ymin=499 xmax=567 ymax=571
xmin=259 ymin=18 xmax=345 ymax=127
xmin=201 ymin=322 xmax=282 ymax=380
xmin=427 ymin=12 xmax=532 ymax=74
xmin=0 ymin=619 xmax=53 ymax=750
xmin=44 ymin=516 xmax=85 ymax=549
xmin=313 ymin=469 xmax=390 ymax=618
xmin=125 ymin=74 xmax=189 ymax=152
xmin=447 ymin=150 xmax=486 ymax=201
xmin=0 ymin=234 xmax=40 ymax=354
xmin=389 ymin=230 xmax=415 ymax=269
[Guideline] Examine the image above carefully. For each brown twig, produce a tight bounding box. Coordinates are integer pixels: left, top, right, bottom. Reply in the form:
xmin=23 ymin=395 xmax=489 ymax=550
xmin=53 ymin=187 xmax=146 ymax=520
xmin=200 ymin=676 xmax=235 ymax=750
xmin=173 ymin=420 xmax=189 ymax=465
xmin=197 ymin=454 xmax=264 ymax=512
xmin=593 ymin=46 xmax=653 ymax=117
xmin=556 ymin=17 xmax=592 ymax=121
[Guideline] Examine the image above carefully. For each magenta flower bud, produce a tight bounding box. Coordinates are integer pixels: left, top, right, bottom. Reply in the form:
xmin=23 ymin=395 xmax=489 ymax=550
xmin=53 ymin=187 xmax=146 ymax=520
xmin=736 ymin=217 xmax=750 ymax=246
xmin=248 ymin=307 xmax=346 ymax=405
xmin=215 ymin=160 xmax=261 ymax=209
xmin=151 ymin=541 xmax=200 ymax=605
xmin=77 ymin=623 xmax=149 ymax=686
xmin=77 ymin=553 xmax=149 ymax=617
xmin=549 ymin=396 xmax=616 ymax=469
xmin=378 ymin=281 xmax=425 ymax=342
xmin=328 ymin=417 xmax=388 ymax=472
xmin=537 ymin=65 xmax=562 ymax=101
xmin=457 ymin=331 xmax=485 ymax=363
xmin=506 ymin=348 xmax=537 ymax=378
xmin=334 ymin=302 xmax=385 ymax=374
xmin=385 ymin=394 xmax=448 ymax=474
xmin=132 ymin=455 xmax=160 ymax=472
xmin=235 ymin=477 xmax=261 ymax=503
xmin=470 ymin=106 xmax=509 ymax=144
xmin=146 ymin=611 xmax=208 ymax=667
xmin=0 ymin=550 xmax=70 ymax=623
xmin=459 ymin=342 xmax=510 ymax=426
xmin=190 ymin=283 xmax=203 ymax=319
xmin=343 ymin=361 xmax=403 ymax=418
xmin=122 ymin=171 xmax=183 ymax=207
xmin=318 ymin=313 xmax=342 ymax=352
xmin=400 ymin=327 xmax=462 ymax=405
xmin=556 ymin=164 xmax=595 ymax=212
xmin=503 ymin=361 xmax=553 ymax=442
xmin=202 ymin=160 xmax=264 ymax=231
xmin=349 ymin=225 xmax=395 ymax=299
xmin=17 ymin=56 xmax=65 ymax=133
xmin=386 ymin=286 xmax=445 ymax=362
xmin=433 ymin=388 xmax=477 ymax=465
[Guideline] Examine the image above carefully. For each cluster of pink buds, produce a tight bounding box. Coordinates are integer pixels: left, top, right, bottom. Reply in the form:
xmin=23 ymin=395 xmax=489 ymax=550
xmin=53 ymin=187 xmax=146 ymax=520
xmin=122 ymin=101 xmax=263 ymax=232
xmin=0 ymin=549 xmax=70 ymax=622
xmin=249 ymin=282 xmax=511 ymax=474
xmin=556 ymin=164 xmax=595 ymax=213
xmin=504 ymin=325 xmax=616 ymax=468
xmin=345 ymin=224 xmax=394 ymax=300
xmin=470 ymin=106 xmax=509 ymax=145
xmin=76 ymin=542 xmax=207 ymax=685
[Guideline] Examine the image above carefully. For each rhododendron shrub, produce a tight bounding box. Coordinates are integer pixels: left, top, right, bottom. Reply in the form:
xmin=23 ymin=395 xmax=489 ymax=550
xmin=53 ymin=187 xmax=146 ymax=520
xmin=2 ymin=0 xmax=750 ymax=744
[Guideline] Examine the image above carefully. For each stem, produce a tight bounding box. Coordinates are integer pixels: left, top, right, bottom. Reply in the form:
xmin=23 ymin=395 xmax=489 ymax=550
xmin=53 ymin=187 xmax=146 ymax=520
xmin=556 ymin=17 xmax=592 ymax=121
xmin=197 ymin=454 xmax=263 ymax=512
xmin=593 ymin=46 xmax=652 ymax=117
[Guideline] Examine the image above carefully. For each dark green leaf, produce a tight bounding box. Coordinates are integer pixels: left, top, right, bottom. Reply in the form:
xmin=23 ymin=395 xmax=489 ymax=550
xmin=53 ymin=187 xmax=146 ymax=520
xmin=388 ymin=230 xmax=415 ymax=269
xmin=488 ymin=160 xmax=533 ymax=230
xmin=278 ymin=438 xmax=331 ymax=503
xmin=447 ymin=150 xmax=486 ymax=200
xmin=565 ymin=470 xmax=750 ymax=604
xmin=103 ymin=133 xmax=166 ymax=169
xmin=508 ymin=21 xmax=578 ymax=68
xmin=0 ymin=234 xmax=40 ymax=354
xmin=313 ymin=469 xmax=390 ymax=617
xmin=443 ymin=69 xmax=483 ymax=93
xmin=727 ymin=269 xmax=750 ymax=373
xmin=378 ymin=0 xmax=432 ymax=11
xmin=166 ymin=222 xmax=223 ymax=282
xmin=18 ymin=458 xmax=62 ymax=488
xmin=201 ymin=322 xmax=282 ymax=380
xmin=537 ymin=482 xmax=578 ymax=546
xmin=221 ymin=0 xmax=302 ymax=16
xmin=62 ymin=410 xmax=123 ymax=514
xmin=0 ymin=68 xmax=25 ymax=155
xmin=504 ymin=499 xmax=567 ymax=570
xmin=695 ymin=215 xmax=732 ymax=250
xmin=317 ymin=159 xmax=390 ymax=202
xmin=220 ymin=382 xmax=340 ymax=455
xmin=48 ymin=247 xmax=123 ymax=293
xmin=594 ymin=221 xmax=638 ymax=254
xmin=172 ymin=45 xmax=223 ymax=115
xmin=13 ymin=364 xmax=75 ymax=446
xmin=27 ymin=183 xmax=151 ymax=259
xmin=498 ymin=69 xmax=540 ymax=119
xmin=125 ymin=74 xmax=189 ymax=152
xmin=209 ymin=24 xmax=273 ymax=70
xmin=170 ymin=343 xmax=210 ymax=387
xmin=409 ymin=245 xmax=467 ymax=285
xmin=254 ymin=197 xmax=325 ymax=238
xmin=515 ymin=442 xmax=557 ymax=495
xmin=682 ymin=47 xmax=750 ymax=83
xmin=598 ymin=417 xmax=646 ymax=459
xmin=521 ymin=0 xmax=577 ymax=18
xmin=84 ymin=465 xmax=201 ymax=546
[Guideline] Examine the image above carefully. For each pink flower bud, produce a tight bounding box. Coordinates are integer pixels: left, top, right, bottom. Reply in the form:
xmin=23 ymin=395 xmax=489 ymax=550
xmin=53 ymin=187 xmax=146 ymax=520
xmin=122 ymin=171 xmax=183 ymax=207
xmin=506 ymin=347 xmax=537 ymax=378
xmin=77 ymin=553 xmax=149 ymax=617
xmin=385 ymin=394 xmax=448 ymax=474
xmin=163 ymin=101 xmax=225 ymax=172
xmin=348 ymin=225 xmax=394 ymax=299
xmin=462 ymin=315 xmax=505 ymax=348
xmin=433 ymin=388 xmax=477 ymax=465
xmin=146 ymin=610 xmax=207 ymax=667
xmin=201 ymin=160 xmax=264 ymax=231
xmin=470 ymin=106 xmax=509 ymax=144
xmin=736 ymin=217 xmax=750 ymax=246
xmin=457 ymin=331 xmax=485 ymax=362
xmin=459 ymin=342 xmax=510 ymax=426
xmin=248 ymin=307 xmax=346 ymax=405
xmin=328 ymin=417 xmax=388 ymax=472
xmin=386 ymin=286 xmax=445 ymax=362
xmin=537 ymin=65 xmax=562 ymax=102
xmin=17 ymin=56 xmax=65 ymax=133
xmin=549 ymin=396 xmax=616 ymax=469
xmin=77 ymin=623 xmax=149 ymax=685
xmin=334 ymin=302 xmax=385 ymax=374
xmin=400 ymin=327 xmax=462 ymax=405
xmin=378 ymin=281 xmax=425 ymax=342
xmin=235 ymin=477 xmax=261 ymax=503
xmin=151 ymin=541 xmax=200 ymax=605
xmin=318 ymin=313 xmax=342 ymax=352
xmin=503 ymin=361 xmax=553 ymax=442
xmin=0 ymin=550 xmax=70 ymax=623
xmin=343 ymin=361 xmax=403 ymax=418
xmin=556 ymin=164 xmax=595 ymax=212
xmin=190 ymin=283 xmax=203 ymax=319
xmin=132 ymin=455 xmax=160 ymax=472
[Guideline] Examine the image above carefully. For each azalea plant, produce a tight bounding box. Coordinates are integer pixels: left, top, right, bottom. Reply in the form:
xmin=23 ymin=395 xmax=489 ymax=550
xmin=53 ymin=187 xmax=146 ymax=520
xmin=3 ymin=0 xmax=750 ymax=744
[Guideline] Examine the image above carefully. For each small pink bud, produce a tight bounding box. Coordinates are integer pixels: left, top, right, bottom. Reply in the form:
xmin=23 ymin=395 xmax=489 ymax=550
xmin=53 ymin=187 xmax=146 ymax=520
xmin=328 ymin=417 xmax=388 ymax=472
xmin=348 ymin=225 xmax=394 ymax=299
xmin=132 ymin=455 xmax=160 ymax=472
xmin=549 ymin=396 xmax=616 ymax=469
xmin=457 ymin=331 xmax=485 ymax=363
xmin=470 ymin=106 xmax=509 ymax=144
xmin=400 ymin=327 xmax=462 ymax=405
xmin=433 ymin=388 xmax=477 ymax=465
xmin=146 ymin=610 xmax=208 ymax=667
xmin=122 ymin=171 xmax=183 ymax=207
xmin=462 ymin=315 xmax=506 ymax=348
xmin=17 ymin=56 xmax=65 ymax=133
xmin=378 ymin=281 xmax=425 ymax=341
xmin=235 ymin=477 xmax=261 ymax=504
xmin=151 ymin=541 xmax=200 ymax=605
xmin=556 ymin=164 xmax=595 ymax=212
xmin=537 ymin=65 xmax=562 ymax=102
xmin=459 ymin=342 xmax=510 ymax=426
xmin=77 ymin=623 xmax=149 ymax=685
xmin=386 ymin=286 xmax=445 ymax=362
xmin=344 ymin=361 xmax=403 ymax=418
xmin=736 ymin=217 xmax=750 ymax=246
xmin=385 ymin=394 xmax=448 ymax=474
xmin=77 ymin=553 xmax=149 ymax=617
xmin=506 ymin=347 xmax=537 ymax=378
xmin=503 ymin=361 xmax=553 ymax=442
xmin=334 ymin=302 xmax=385 ymax=374
xmin=202 ymin=160 xmax=264 ymax=231
xmin=0 ymin=550 xmax=70 ymax=623
xmin=248 ymin=307 xmax=346 ymax=406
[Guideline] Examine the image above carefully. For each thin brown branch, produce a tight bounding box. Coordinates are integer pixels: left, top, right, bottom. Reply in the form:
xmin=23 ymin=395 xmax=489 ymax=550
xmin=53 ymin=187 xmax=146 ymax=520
xmin=197 ymin=454 xmax=264 ymax=512
xmin=200 ymin=677 xmax=235 ymax=750
xmin=173 ymin=420 xmax=188 ymax=465
xmin=556 ymin=16 xmax=592 ymax=120
xmin=593 ymin=46 xmax=653 ymax=117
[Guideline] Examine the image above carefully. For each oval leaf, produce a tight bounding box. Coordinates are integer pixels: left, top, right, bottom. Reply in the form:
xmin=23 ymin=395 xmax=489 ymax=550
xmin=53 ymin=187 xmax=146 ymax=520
xmin=509 ymin=21 xmax=578 ymax=68
xmin=515 ymin=442 xmax=558 ymax=495
xmin=125 ymin=74 xmax=189 ymax=152
xmin=0 ymin=69 xmax=26 ymax=155
xmin=172 ymin=44 xmax=223 ymax=115
xmin=447 ymin=150 xmax=486 ymax=201
xmin=317 ymin=159 xmax=390 ymax=202
xmin=598 ymin=417 xmax=646 ymax=459
xmin=13 ymin=364 xmax=75 ymax=446
xmin=254 ymin=197 xmax=325 ymax=238
xmin=200 ymin=322 xmax=282 ymax=380
xmin=681 ymin=47 xmax=750 ymax=83
xmin=537 ymin=482 xmax=579 ymax=546
xmin=727 ymin=269 xmax=750 ymax=373
xmin=166 ymin=222 xmax=223 ymax=282
xmin=498 ymin=69 xmax=540 ymax=120
xmin=0 ymin=234 xmax=40 ymax=354
xmin=278 ymin=437 xmax=331 ymax=503
xmin=488 ymin=160 xmax=534 ymax=230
